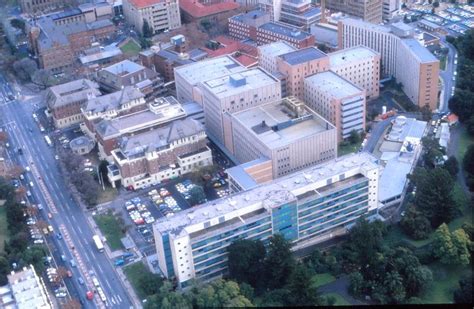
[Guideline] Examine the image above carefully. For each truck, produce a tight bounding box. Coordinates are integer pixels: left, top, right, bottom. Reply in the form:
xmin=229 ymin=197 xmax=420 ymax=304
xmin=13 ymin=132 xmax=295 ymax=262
xmin=44 ymin=135 xmax=52 ymax=147
xmin=92 ymin=235 xmax=104 ymax=252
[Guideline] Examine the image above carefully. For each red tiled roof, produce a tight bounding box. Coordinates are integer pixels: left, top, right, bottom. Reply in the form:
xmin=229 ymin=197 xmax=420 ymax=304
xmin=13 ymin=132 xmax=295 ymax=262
xmin=233 ymin=54 xmax=258 ymax=67
xmin=447 ymin=113 xmax=458 ymax=124
xmin=180 ymin=0 xmax=239 ymax=18
xmin=128 ymin=0 xmax=165 ymax=9
xmin=201 ymin=35 xmax=258 ymax=58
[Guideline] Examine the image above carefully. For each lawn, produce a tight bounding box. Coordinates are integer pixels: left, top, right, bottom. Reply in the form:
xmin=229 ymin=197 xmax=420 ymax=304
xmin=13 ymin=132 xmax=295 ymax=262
xmin=123 ymin=262 xmax=149 ymax=300
xmin=93 ymin=211 xmax=124 ymax=251
xmin=120 ymin=40 xmax=141 ymax=55
xmin=322 ymin=293 xmax=351 ymax=306
xmin=0 ymin=204 xmax=8 ymax=253
xmin=311 ymin=272 xmax=336 ymax=288
xmin=384 ymin=224 xmax=434 ymax=249
xmin=420 ymin=262 xmax=471 ymax=304
xmin=456 ymin=127 xmax=473 ymax=162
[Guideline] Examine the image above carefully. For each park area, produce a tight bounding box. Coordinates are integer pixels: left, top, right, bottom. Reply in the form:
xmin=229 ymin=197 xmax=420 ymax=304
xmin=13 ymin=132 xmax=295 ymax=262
xmin=93 ymin=211 xmax=125 ymax=251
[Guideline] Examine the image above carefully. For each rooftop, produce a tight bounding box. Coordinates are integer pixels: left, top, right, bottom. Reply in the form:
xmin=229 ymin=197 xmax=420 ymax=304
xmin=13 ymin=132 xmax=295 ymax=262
xmin=83 ymin=86 xmax=144 ymax=114
xmin=378 ymin=157 xmax=412 ymax=202
xmin=103 ymin=60 xmax=144 ymax=76
xmin=387 ymin=116 xmax=427 ymax=142
xmin=232 ymin=97 xmax=335 ymax=149
xmin=230 ymin=9 xmax=268 ymax=23
xmin=80 ymin=46 xmax=122 ymax=65
xmin=156 ymin=49 xmax=195 ymax=65
xmin=47 ymin=79 xmax=100 ymax=108
xmin=174 ymin=55 xmax=246 ymax=86
xmin=259 ymin=22 xmax=313 ymax=40
xmin=180 ymin=0 xmax=240 ymax=18
xmin=258 ymin=41 xmax=296 ymax=61
xmin=279 ymin=47 xmax=327 ymax=65
xmin=202 ymin=67 xmax=279 ymax=98
xmin=8 ymin=265 xmax=51 ymax=309
xmin=329 ymin=45 xmax=379 ymax=67
xmin=400 ymin=38 xmax=438 ymax=63
xmin=128 ymin=0 xmax=166 ymax=9
xmin=154 ymin=152 xmax=379 ymax=237
xmin=305 ymin=71 xmax=362 ymax=98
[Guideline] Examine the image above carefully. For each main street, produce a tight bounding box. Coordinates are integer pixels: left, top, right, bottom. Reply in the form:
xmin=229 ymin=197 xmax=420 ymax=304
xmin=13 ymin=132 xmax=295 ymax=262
xmin=0 ymin=76 xmax=133 ymax=308
xmin=439 ymin=37 xmax=457 ymax=113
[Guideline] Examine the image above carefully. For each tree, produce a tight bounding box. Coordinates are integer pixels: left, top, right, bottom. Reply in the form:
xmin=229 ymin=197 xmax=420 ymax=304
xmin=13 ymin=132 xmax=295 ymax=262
xmin=451 ymin=229 xmax=471 ymax=265
xmin=432 ymin=224 xmax=470 ymax=265
xmin=0 ymin=256 xmax=10 ymax=285
xmin=55 ymin=266 xmax=68 ymax=283
xmin=463 ymin=145 xmax=474 ymax=191
xmin=13 ymin=58 xmax=37 ymax=82
xmin=98 ymin=160 xmax=110 ymax=185
xmin=142 ymin=19 xmax=153 ymax=38
xmin=137 ymin=271 xmax=163 ymax=297
xmin=432 ymin=1 xmax=439 ymax=8
xmin=190 ymin=279 xmax=253 ymax=308
xmin=286 ymin=263 xmax=322 ymax=306
xmin=443 ymin=156 xmax=459 ymax=178
xmin=62 ymin=299 xmax=81 ymax=309
xmin=400 ymin=204 xmax=432 ymax=240
xmin=420 ymin=105 xmax=432 ymax=121
xmin=348 ymin=271 xmax=365 ymax=296
xmin=10 ymin=19 xmax=26 ymax=32
xmin=227 ymin=239 xmax=266 ymax=288
xmin=466 ymin=115 xmax=474 ymax=136
xmin=382 ymin=271 xmax=406 ymax=304
xmin=263 ymin=234 xmax=295 ymax=290
xmin=187 ymin=185 xmax=206 ymax=206
xmin=32 ymin=69 xmax=54 ymax=89
xmin=0 ymin=131 xmax=8 ymax=142
xmin=7 ymin=165 xmax=24 ymax=179
xmin=448 ymin=89 xmax=474 ymax=122
xmin=145 ymin=281 xmax=191 ymax=309
xmin=348 ymin=130 xmax=361 ymax=144
xmin=453 ymin=273 xmax=473 ymax=304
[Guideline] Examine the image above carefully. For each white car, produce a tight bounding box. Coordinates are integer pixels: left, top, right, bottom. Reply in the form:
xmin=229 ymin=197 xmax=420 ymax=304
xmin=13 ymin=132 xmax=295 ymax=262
xmin=33 ymin=239 xmax=44 ymax=244
xmin=55 ymin=155 xmax=59 ymax=160
xmin=29 ymin=181 xmax=34 ymax=187
xmin=25 ymin=166 xmax=30 ymax=172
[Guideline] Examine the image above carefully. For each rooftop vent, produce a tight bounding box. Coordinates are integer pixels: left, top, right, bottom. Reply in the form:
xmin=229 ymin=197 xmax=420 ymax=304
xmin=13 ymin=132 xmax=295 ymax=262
xmin=290 ymin=29 xmax=301 ymax=37
xmin=187 ymin=213 xmax=195 ymax=220
xmin=229 ymin=74 xmax=246 ymax=87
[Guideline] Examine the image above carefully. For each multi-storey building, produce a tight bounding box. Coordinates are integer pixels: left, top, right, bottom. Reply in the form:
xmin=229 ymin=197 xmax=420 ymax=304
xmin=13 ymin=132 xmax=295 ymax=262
xmin=153 ymin=152 xmax=380 ymax=287
xmin=122 ymin=0 xmax=181 ymax=35
xmin=338 ymin=18 xmax=440 ymax=110
xmin=199 ymin=68 xmax=281 ymax=152
xmin=46 ymin=79 xmax=101 ymax=129
xmin=108 ymin=118 xmax=213 ymax=189
xmin=256 ymin=22 xmax=315 ymax=48
xmin=382 ymin=0 xmax=400 ymax=21
xmin=258 ymin=41 xmax=296 ymax=74
xmin=27 ymin=7 xmax=115 ymax=72
xmin=326 ymin=0 xmax=383 ymax=24
xmin=174 ymin=55 xmax=247 ymax=105
xmin=179 ymin=0 xmax=240 ymax=23
xmin=19 ymin=0 xmax=64 ymax=14
xmin=96 ymin=60 xmax=165 ymax=100
xmin=279 ymin=0 xmax=321 ymax=31
xmin=89 ymin=96 xmax=187 ymax=161
xmin=231 ymin=97 xmax=337 ymax=178
xmin=228 ymin=10 xmax=315 ymax=48
xmin=304 ymin=71 xmax=365 ymax=141
xmin=328 ymin=46 xmax=381 ymax=99
xmin=276 ymin=47 xmax=329 ymax=99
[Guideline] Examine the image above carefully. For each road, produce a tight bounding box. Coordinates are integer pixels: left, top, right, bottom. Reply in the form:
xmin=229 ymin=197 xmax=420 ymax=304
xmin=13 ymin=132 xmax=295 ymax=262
xmin=438 ymin=37 xmax=457 ymax=113
xmin=0 ymin=76 xmax=133 ymax=308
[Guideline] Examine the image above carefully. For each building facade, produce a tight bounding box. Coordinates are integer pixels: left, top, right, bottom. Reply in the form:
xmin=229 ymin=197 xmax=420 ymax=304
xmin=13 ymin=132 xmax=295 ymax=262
xmin=108 ymin=118 xmax=213 ymax=189
xmin=338 ymin=18 xmax=440 ymax=110
xmin=326 ymin=0 xmax=383 ymax=24
xmin=122 ymin=0 xmax=181 ymax=35
xmin=154 ymin=152 xmax=380 ymax=287
xmin=199 ymin=68 xmax=282 ymax=152
xmin=304 ymin=71 xmax=366 ymax=141
xmin=46 ymin=79 xmax=101 ymax=129
xmin=382 ymin=0 xmax=400 ymax=21
xmin=20 ymin=0 xmax=64 ymax=14
xmin=258 ymin=41 xmax=296 ymax=74
xmin=231 ymin=97 xmax=337 ymax=178
xmin=276 ymin=47 xmax=330 ymax=99
xmin=328 ymin=46 xmax=381 ymax=99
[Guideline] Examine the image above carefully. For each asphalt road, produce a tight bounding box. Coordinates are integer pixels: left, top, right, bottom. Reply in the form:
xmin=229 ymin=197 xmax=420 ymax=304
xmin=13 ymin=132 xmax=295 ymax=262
xmin=0 ymin=76 xmax=133 ymax=308
xmin=439 ymin=37 xmax=457 ymax=113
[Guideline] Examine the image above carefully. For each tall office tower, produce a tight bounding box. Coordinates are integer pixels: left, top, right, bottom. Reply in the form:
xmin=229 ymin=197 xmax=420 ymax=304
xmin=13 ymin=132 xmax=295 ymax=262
xmin=154 ymin=152 xmax=380 ymax=287
xmin=338 ymin=18 xmax=439 ymax=110
xmin=326 ymin=0 xmax=383 ymax=24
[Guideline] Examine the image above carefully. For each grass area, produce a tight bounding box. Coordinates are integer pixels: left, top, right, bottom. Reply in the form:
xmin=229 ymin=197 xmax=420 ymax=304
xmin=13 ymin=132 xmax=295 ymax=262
xmin=120 ymin=40 xmax=141 ymax=55
xmin=94 ymin=211 xmax=124 ymax=251
xmin=384 ymin=224 xmax=434 ymax=249
xmin=322 ymin=293 xmax=351 ymax=306
xmin=456 ymin=127 xmax=474 ymax=162
xmin=420 ymin=262 xmax=471 ymax=304
xmin=96 ymin=186 xmax=119 ymax=205
xmin=338 ymin=142 xmax=362 ymax=157
xmin=123 ymin=262 xmax=149 ymax=300
xmin=311 ymin=272 xmax=336 ymax=288
xmin=0 ymin=204 xmax=8 ymax=253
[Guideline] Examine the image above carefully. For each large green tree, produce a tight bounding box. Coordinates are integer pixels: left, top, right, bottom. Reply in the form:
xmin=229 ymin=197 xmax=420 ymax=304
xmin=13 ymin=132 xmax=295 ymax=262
xmin=227 ymin=239 xmax=266 ymax=289
xmin=453 ymin=273 xmax=473 ymax=304
xmin=263 ymin=234 xmax=295 ymax=290
xmin=433 ymin=224 xmax=471 ymax=265
xmin=463 ymin=145 xmax=474 ymax=191
xmin=286 ymin=264 xmax=322 ymax=306
xmin=400 ymin=204 xmax=432 ymax=240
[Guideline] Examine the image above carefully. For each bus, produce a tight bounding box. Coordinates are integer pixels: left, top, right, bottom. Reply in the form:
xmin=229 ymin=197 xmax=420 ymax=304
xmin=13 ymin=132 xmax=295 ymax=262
xmin=93 ymin=235 xmax=104 ymax=252
xmin=44 ymin=135 xmax=52 ymax=147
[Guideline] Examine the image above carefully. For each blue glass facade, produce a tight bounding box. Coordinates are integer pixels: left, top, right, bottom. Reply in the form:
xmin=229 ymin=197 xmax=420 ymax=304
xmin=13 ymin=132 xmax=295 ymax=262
xmin=271 ymin=202 xmax=298 ymax=241
xmin=162 ymin=234 xmax=175 ymax=278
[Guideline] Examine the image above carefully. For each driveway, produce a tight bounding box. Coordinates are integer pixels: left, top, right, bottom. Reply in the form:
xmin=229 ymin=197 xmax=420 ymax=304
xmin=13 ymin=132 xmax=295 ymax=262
xmin=318 ymin=275 xmax=367 ymax=305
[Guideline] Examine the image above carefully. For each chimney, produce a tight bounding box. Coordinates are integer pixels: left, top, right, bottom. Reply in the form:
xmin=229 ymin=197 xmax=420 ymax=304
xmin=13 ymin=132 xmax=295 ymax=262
xmin=261 ymin=120 xmax=266 ymax=127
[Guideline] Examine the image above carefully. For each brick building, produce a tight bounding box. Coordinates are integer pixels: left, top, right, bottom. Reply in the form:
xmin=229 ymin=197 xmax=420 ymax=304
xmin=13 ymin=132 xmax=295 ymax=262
xmin=46 ymin=79 xmax=101 ymax=129
xmin=180 ymin=0 xmax=240 ymax=23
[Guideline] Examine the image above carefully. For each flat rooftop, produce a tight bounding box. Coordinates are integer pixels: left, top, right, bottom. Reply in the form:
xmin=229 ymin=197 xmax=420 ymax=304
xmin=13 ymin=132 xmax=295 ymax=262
xmin=175 ymin=55 xmax=246 ymax=86
xmin=103 ymin=60 xmax=144 ymax=76
xmin=305 ymin=71 xmax=362 ymax=98
xmin=379 ymin=156 xmax=412 ymax=202
xmin=279 ymin=47 xmax=327 ymax=65
xmin=202 ymin=67 xmax=279 ymax=98
xmin=231 ymin=9 xmax=268 ymax=23
xmin=154 ymin=152 xmax=378 ymax=237
xmin=258 ymin=41 xmax=296 ymax=60
xmin=387 ymin=116 xmax=427 ymax=142
xmin=340 ymin=17 xmax=391 ymax=33
xmin=401 ymin=38 xmax=438 ymax=63
xmin=232 ymin=97 xmax=334 ymax=149
xmin=329 ymin=46 xmax=379 ymax=67
xmin=259 ymin=22 xmax=313 ymax=40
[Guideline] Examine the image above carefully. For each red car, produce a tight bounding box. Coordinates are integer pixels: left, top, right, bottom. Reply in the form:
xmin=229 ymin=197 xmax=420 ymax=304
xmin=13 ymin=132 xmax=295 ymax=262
xmin=86 ymin=291 xmax=94 ymax=300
